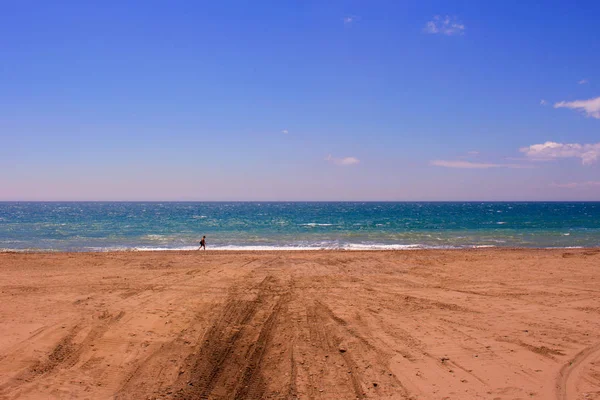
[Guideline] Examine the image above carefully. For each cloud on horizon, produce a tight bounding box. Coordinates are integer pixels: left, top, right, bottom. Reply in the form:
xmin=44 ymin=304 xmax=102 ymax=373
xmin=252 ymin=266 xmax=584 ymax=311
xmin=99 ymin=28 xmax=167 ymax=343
xmin=424 ymin=15 xmax=465 ymax=36
xmin=578 ymin=79 xmax=589 ymax=85
xmin=520 ymin=141 xmax=600 ymax=165
xmin=551 ymin=181 xmax=600 ymax=188
xmin=430 ymin=160 xmax=529 ymax=169
xmin=325 ymin=154 xmax=360 ymax=166
xmin=554 ymin=96 xmax=600 ymax=119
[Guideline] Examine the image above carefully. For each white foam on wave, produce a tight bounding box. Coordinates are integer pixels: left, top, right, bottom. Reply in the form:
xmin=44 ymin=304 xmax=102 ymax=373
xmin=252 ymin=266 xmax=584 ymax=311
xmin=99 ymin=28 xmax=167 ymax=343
xmin=209 ymin=245 xmax=322 ymax=251
xmin=300 ymin=223 xmax=334 ymax=227
xmin=0 ymin=248 xmax=61 ymax=253
xmin=116 ymin=244 xmax=433 ymax=251
xmin=342 ymin=243 xmax=422 ymax=250
xmin=207 ymin=243 xmax=469 ymax=251
xmin=76 ymin=246 xmax=200 ymax=252
xmin=210 ymin=244 xmax=439 ymax=251
xmin=2 ymin=244 xmax=595 ymax=252
xmin=131 ymin=246 xmax=199 ymax=251
xmin=144 ymin=234 xmax=166 ymax=240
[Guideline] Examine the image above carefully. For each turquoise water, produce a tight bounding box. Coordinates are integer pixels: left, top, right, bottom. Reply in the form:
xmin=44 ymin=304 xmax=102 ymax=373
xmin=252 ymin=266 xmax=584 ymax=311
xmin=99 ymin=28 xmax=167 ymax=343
xmin=0 ymin=202 xmax=599 ymax=251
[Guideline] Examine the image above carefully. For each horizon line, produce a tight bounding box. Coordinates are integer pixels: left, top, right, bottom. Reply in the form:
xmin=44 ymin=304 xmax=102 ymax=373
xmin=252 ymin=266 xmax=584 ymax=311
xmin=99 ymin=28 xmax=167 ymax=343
xmin=1 ymin=200 xmax=600 ymax=203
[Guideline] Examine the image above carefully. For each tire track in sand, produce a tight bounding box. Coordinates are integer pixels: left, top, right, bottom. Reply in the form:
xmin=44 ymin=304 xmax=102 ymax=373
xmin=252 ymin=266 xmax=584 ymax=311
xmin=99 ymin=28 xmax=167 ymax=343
xmin=556 ymin=342 xmax=600 ymax=400
xmin=0 ymin=311 xmax=125 ymax=397
xmin=302 ymin=300 xmax=411 ymax=399
xmin=173 ymin=274 xmax=289 ymax=399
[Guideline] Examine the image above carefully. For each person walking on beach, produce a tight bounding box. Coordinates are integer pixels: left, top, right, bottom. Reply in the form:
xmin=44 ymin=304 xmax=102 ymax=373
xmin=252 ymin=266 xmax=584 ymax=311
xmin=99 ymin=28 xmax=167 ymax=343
xmin=199 ymin=236 xmax=206 ymax=251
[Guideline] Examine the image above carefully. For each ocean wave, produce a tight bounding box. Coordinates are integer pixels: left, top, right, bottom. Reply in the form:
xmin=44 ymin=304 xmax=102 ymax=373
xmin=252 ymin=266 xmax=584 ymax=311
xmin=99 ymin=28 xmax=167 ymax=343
xmin=299 ymin=223 xmax=334 ymax=227
xmin=2 ymin=244 xmax=598 ymax=252
xmin=144 ymin=234 xmax=167 ymax=240
xmin=0 ymin=248 xmax=61 ymax=253
xmin=132 ymin=246 xmax=199 ymax=251
xmin=206 ymin=245 xmax=325 ymax=251
xmin=136 ymin=243 xmax=457 ymax=251
xmin=342 ymin=243 xmax=422 ymax=250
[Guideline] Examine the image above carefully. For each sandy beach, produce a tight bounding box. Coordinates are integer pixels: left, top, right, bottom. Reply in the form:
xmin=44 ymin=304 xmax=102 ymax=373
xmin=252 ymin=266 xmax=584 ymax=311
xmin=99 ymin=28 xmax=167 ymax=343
xmin=0 ymin=249 xmax=599 ymax=399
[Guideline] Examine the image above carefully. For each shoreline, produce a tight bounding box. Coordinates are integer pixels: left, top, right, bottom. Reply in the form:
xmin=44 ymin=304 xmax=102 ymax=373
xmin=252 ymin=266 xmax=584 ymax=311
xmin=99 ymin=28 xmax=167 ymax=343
xmin=1 ymin=248 xmax=600 ymax=398
xmin=1 ymin=245 xmax=598 ymax=254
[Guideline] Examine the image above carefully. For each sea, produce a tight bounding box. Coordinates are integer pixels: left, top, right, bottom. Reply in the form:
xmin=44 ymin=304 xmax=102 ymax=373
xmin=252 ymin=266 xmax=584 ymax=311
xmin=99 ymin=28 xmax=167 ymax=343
xmin=0 ymin=202 xmax=599 ymax=252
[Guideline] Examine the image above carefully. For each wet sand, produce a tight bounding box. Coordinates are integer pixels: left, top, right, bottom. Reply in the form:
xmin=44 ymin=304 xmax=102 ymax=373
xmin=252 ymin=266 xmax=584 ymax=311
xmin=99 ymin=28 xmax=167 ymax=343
xmin=1 ymin=249 xmax=600 ymax=399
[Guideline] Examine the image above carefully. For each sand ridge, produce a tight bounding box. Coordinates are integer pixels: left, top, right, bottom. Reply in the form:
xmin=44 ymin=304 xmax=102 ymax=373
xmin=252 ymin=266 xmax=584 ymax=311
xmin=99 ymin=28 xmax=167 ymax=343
xmin=1 ymin=249 xmax=600 ymax=399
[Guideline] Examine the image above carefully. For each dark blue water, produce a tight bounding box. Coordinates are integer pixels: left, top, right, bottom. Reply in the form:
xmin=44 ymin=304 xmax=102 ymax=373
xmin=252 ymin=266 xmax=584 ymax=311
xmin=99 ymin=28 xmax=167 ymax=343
xmin=0 ymin=202 xmax=599 ymax=251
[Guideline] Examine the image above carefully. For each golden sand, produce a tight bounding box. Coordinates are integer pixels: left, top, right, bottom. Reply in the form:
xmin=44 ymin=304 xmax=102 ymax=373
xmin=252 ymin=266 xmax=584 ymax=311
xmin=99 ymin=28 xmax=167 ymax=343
xmin=1 ymin=249 xmax=599 ymax=399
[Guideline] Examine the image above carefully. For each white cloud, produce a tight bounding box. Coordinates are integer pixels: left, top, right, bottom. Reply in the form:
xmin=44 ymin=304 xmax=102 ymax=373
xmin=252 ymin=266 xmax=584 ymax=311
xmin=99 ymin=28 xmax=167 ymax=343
xmin=325 ymin=154 xmax=360 ymax=166
xmin=343 ymin=16 xmax=358 ymax=24
xmin=551 ymin=181 xmax=600 ymax=188
xmin=578 ymin=79 xmax=589 ymax=85
xmin=554 ymin=96 xmax=600 ymax=119
xmin=424 ymin=15 xmax=465 ymax=36
xmin=540 ymin=99 xmax=548 ymax=106
xmin=430 ymin=160 xmax=528 ymax=169
xmin=520 ymin=141 xmax=600 ymax=165
xmin=282 ymin=129 xmax=288 ymax=134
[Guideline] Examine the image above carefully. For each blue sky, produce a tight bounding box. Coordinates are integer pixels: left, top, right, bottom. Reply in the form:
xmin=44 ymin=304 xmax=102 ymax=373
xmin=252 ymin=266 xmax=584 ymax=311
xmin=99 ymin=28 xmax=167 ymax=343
xmin=2 ymin=0 xmax=599 ymax=200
